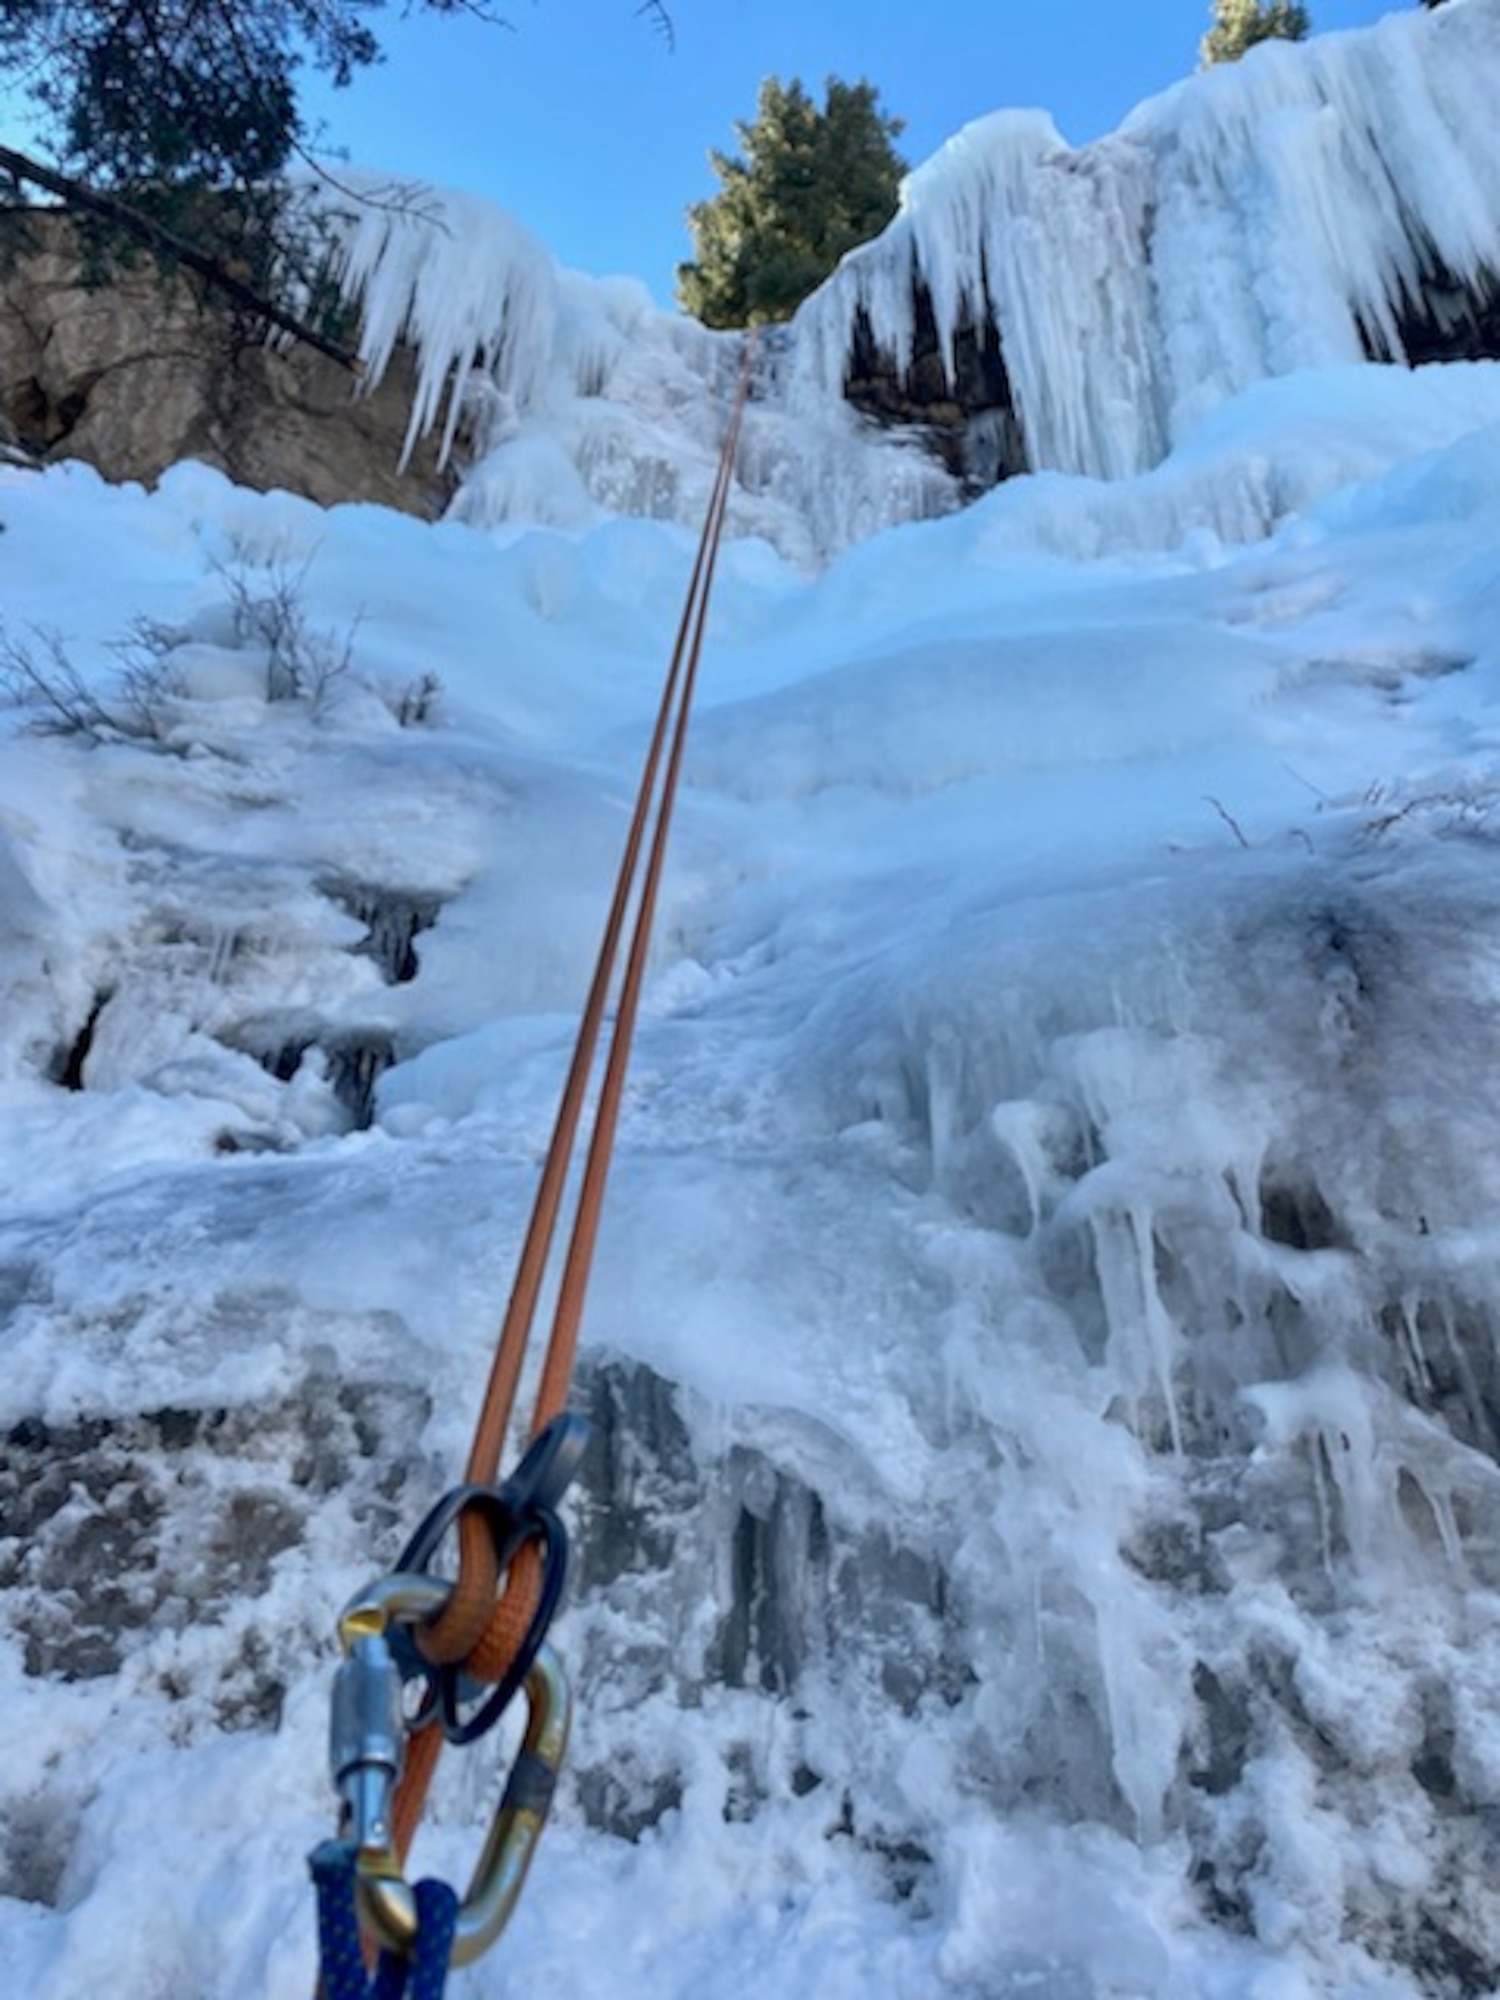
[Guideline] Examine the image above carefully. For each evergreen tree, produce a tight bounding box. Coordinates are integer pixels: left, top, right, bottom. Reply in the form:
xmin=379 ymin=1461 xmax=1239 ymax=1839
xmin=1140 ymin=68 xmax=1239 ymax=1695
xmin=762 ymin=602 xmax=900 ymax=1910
xmin=0 ymin=1 xmax=673 ymax=193
xmin=1200 ymin=0 xmax=1311 ymax=67
xmin=3 ymin=2 xmax=395 ymax=193
xmin=0 ymin=0 xmax=669 ymax=349
xmin=677 ymin=76 xmax=906 ymax=329
xmin=0 ymin=1 xmax=395 ymax=331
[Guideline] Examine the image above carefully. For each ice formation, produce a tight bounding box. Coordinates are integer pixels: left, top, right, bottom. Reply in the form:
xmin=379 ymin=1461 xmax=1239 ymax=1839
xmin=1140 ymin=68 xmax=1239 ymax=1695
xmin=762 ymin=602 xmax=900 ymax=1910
xmin=6 ymin=350 xmax=1500 ymax=1994
xmin=304 ymin=1 xmax=1500 ymax=559
xmin=6 ymin=10 xmax=1500 ymax=2000
xmin=296 ymin=174 xmax=955 ymax=567
xmin=793 ymin=0 xmax=1500 ymax=477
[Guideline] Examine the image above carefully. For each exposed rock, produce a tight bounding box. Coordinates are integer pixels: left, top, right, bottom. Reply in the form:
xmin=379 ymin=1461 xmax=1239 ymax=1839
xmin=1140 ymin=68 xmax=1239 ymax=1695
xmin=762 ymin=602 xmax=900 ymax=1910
xmin=844 ymin=284 xmax=1029 ymax=490
xmin=1372 ymin=256 xmax=1500 ymax=368
xmin=0 ymin=209 xmax=464 ymax=517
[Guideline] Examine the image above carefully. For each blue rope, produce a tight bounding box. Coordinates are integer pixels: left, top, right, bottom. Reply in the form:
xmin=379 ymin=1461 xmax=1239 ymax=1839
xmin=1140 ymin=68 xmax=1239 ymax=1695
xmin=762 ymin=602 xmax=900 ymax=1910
xmin=310 ymin=1841 xmax=459 ymax=2000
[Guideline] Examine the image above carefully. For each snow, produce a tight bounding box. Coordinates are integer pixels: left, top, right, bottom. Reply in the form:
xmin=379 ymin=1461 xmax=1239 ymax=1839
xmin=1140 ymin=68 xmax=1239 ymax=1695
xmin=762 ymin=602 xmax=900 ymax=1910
xmin=6 ymin=7 xmax=1500 ymax=2000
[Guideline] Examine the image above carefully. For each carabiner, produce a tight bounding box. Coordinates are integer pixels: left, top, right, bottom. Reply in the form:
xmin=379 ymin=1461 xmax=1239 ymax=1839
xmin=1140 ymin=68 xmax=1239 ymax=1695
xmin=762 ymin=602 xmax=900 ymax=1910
xmin=331 ymin=1574 xmax=450 ymax=1858
xmin=357 ymin=1643 xmax=571 ymax=1967
xmin=328 ymin=1573 xmax=572 ymax=1969
xmin=388 ymin=1412 xmax=589 ymax=1747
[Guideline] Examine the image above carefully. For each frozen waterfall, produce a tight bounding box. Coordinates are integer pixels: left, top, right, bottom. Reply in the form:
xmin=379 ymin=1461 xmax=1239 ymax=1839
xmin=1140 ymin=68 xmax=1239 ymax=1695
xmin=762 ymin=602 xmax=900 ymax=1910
xmin=301 ymin=1 xmax=1500 ymax=557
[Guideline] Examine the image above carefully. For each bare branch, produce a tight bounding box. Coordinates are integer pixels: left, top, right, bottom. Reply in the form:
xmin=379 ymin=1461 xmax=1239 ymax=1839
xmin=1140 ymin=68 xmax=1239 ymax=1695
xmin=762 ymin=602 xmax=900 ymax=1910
xmin=1204 ymin=795 xmax=1251 ymax=849
xmin=635 ymin=0 xmax=675 ymax=50
xmin=0 ymin=623 xmax=124 ymax=741
xmin=0 ymin=141 xmax=364 ymax=372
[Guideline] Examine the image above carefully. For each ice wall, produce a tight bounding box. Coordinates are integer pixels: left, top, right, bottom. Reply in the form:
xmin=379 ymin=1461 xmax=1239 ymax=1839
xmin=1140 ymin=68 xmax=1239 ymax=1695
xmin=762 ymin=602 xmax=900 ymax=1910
xmin=7 ymin=396 xmax=1500 ymax=1994
xmin=300 ymin=175 xmax=956 ymax=566
xmin=790 ymin=0 xmax=1500 ymax=478
xmin=303 ymin=7 xmax=1499 ymax=556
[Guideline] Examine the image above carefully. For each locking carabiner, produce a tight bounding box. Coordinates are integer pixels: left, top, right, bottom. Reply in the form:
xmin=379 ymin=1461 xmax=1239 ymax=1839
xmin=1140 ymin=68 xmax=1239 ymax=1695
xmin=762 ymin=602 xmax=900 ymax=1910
xmin=331 ymin=1574 xmax=448 ymax=1859
xmin=326 ymin=1573 xmax=572 ymax=1969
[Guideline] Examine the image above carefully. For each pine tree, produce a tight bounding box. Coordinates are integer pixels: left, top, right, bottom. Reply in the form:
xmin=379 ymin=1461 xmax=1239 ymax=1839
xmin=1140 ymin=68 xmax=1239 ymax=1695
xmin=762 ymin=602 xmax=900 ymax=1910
xmin=0 ymin=0 xmax=669 ymax=349
xmin=2 ymin=2 xmax=387 ymax=193
xmin=677 ymin=76 xmax=906 ymax=329
xmin=1200 ymin=0 xmax=1311 ymax=67
xmin=1 ymin=1 xmax=674 ymax=193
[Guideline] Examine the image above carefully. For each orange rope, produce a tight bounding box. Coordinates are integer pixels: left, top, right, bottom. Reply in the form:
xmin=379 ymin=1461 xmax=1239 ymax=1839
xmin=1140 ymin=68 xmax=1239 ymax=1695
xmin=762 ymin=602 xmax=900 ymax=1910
xmin=390 ymin=335 xmax=756 ymax=1860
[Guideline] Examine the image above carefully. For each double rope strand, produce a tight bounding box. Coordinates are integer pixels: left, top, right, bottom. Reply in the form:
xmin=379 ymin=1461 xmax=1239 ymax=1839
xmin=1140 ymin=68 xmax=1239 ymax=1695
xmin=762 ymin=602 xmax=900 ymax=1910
xmin=390 ymin=336 xmax=755 ymax=1862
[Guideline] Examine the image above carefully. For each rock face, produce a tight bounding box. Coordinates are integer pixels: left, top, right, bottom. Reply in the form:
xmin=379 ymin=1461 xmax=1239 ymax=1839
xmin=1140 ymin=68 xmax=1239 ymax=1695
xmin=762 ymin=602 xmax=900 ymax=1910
xmin=0 ymin=209 xmax=462 ymax=517
xmin=843 ymin=288 xmax=1028 ymax=491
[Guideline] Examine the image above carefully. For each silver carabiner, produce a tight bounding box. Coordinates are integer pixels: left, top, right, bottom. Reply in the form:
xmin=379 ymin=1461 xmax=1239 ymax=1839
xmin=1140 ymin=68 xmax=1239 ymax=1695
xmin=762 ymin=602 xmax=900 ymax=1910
xmin=329 ymin=1573 xmax=449 ymax=1856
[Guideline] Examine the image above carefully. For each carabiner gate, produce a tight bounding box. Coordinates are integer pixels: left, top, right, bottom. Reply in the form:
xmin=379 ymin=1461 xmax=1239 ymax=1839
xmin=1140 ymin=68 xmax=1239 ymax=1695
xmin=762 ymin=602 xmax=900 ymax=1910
xmin=331 ymin=1574 xmax=450 ymax=1858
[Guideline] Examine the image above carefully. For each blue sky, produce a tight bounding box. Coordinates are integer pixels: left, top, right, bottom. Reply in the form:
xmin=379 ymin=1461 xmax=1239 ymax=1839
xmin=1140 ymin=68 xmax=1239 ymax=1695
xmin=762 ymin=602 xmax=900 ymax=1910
xmin=300 ymin=0 xmax=1401 ymax=306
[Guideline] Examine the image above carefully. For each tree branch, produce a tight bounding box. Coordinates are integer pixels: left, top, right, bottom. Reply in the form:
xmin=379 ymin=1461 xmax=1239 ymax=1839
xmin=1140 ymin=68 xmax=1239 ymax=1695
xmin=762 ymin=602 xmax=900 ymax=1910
xmin=0 ymin=142 xmax=364 ymax=373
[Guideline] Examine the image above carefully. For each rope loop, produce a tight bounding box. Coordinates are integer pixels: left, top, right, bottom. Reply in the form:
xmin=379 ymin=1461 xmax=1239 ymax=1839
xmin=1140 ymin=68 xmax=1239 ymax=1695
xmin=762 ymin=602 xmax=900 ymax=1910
xmin=311 ymin=331 xmax=758 ymax=1991
xmin=390 ymin=1413 xmax=588 ymax=1744
xmin=310 ymin=1842 xmax=458 ymax=2000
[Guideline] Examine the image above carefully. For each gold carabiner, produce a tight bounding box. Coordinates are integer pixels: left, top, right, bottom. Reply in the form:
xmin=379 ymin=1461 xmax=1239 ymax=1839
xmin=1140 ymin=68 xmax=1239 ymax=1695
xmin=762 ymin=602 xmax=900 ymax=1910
xmin=332 ymin=1573 xmax=571 ymax=1970
xmin=353 ymin=1642 xmax=571 ymax=1967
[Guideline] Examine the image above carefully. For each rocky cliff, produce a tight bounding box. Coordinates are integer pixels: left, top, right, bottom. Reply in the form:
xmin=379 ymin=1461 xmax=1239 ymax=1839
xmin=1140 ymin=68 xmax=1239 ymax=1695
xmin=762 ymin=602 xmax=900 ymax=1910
xmin=0 ymin=209 xmax=464 ymax=517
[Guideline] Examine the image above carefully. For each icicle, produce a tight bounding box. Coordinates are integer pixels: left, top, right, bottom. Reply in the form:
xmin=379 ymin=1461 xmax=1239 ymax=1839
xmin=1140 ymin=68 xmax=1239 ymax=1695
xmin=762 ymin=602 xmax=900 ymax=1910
xmin=1086 ymin=1195 xmax=1184 ymax=1455
xmin=295 ymin=173 xmax=562 ymax=469
xmin=783 ymin=2 xmax=1500 ymax=482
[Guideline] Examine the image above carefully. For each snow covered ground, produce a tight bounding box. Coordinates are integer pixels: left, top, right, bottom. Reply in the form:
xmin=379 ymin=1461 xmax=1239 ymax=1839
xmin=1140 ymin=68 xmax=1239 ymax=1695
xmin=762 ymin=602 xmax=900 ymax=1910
xmin=6 ymin=9 xmax=1500 ymax=1998
xmin=6 ymin=348 xmax=1500 ymax=1999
